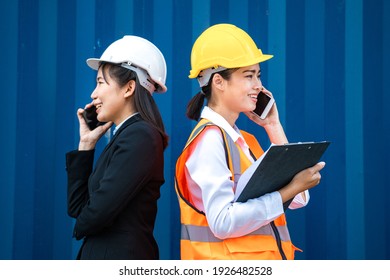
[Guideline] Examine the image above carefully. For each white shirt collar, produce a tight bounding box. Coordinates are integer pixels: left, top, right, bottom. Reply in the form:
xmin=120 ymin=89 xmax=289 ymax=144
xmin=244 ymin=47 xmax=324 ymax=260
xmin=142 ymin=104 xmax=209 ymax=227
xmin=113 ymin=112 xmax=139 ymax=135
xmin=200 ymin=106 xmax=245 ymax=144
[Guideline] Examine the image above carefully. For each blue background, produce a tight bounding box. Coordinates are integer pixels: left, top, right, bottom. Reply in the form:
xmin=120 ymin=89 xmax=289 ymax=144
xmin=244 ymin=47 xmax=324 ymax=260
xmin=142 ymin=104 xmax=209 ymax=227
xmin=0 ymin=0 xmax=389 ymax=260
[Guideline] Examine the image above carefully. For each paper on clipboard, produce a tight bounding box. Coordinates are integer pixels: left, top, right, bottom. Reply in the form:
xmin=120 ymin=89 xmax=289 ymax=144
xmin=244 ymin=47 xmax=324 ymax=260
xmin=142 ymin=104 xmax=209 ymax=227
xmin=234 ymin=141 xmax=330 ymax=205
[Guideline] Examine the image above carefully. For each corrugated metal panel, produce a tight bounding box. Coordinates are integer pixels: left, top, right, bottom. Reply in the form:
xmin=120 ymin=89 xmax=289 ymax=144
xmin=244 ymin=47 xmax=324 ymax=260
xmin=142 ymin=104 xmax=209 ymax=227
xmin=0 ymin=0 xmax=388 ymax=260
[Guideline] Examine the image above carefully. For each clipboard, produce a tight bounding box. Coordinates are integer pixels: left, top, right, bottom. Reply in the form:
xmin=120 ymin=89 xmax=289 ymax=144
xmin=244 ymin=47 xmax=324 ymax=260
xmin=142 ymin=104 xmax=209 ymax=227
xmin=236 ymin=141 xmax=330 ymax=209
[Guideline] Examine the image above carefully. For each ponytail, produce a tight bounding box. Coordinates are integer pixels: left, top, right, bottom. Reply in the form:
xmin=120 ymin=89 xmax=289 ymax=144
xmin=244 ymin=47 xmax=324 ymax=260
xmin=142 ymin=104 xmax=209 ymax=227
xmin=186 ymin=68 xmax=238 ymax=121
xmin=186 ymin=91 xmax=206 ymax=121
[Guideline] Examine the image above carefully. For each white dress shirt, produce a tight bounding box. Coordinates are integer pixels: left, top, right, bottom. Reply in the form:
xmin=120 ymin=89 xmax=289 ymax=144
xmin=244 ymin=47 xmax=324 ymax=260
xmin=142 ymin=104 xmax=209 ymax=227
xmin=185 ymin=106 xmax=309 ymax=239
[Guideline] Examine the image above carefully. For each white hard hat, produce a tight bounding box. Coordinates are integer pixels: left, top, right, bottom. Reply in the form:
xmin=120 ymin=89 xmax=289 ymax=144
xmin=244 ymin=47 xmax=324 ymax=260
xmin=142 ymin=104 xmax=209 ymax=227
xmin=86 ymin=35 xmax=167 ymax=94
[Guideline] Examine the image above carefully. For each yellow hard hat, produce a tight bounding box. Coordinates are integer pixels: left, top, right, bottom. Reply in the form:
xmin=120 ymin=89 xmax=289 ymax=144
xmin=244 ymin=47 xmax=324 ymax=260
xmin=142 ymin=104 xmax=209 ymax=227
xmin=189 ymin=24 xmax=273 ymax=79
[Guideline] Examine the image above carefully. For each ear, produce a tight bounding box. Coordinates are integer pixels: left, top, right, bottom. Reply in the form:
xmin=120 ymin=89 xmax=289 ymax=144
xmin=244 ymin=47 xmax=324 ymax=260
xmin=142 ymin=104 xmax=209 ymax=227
xmin=212 ymin=73 xmax=225 ymax=91
xmin=124 ymin=80 xmax=136 ymax=98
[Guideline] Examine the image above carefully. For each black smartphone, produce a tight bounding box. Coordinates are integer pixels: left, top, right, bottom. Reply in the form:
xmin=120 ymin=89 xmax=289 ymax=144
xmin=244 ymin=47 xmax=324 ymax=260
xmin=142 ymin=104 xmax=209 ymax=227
xmin=252 ymin=91 xmax=275 ymax=119
xmin=82 ymin=106 xmax=106 ymax=130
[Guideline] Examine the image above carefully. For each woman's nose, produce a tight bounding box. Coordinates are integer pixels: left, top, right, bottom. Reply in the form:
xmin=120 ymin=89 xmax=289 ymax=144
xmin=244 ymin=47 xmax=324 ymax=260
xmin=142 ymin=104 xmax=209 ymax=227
xmin=254 ymin=79 xmax=263 ymax=91
xmin=90 ymin=88 xmax=97 ymax=99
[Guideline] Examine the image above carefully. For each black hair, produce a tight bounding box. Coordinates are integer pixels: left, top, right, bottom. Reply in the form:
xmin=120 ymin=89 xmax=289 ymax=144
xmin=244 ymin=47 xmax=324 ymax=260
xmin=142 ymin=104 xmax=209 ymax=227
xmin=186 ymin=68 xmax=238 ymax=121
xmin=100 ymin=63 xmax=169 ymax=149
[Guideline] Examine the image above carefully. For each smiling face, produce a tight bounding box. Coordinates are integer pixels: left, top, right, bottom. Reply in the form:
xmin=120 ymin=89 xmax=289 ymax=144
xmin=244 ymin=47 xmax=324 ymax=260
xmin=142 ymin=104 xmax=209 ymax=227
xmin=209 ymin=64 xmax=263 ymax=125
xmin=90 ymin=65 xmax=135 ymax=126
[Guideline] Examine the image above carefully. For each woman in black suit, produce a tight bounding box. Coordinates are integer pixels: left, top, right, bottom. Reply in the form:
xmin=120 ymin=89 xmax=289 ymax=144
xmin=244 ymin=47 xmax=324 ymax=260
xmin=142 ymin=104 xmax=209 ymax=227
xmin=66 ymin=36 xmax=168 ymax=260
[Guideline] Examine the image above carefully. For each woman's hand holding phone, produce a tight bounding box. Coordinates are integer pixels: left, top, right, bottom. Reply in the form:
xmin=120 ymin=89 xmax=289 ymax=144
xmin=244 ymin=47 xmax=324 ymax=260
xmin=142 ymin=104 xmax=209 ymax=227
xmin=245 ymin=87 xmax=288 ymax=144
xmin=77 ymin=103 xmax=112 ymax=151
xmin=245 ymin=87 xmax=277 ymax=125
xmin=82 ymin=105 xmax=107 ymax=130
xmin=252 ymin=90 xmax=274 ymax=120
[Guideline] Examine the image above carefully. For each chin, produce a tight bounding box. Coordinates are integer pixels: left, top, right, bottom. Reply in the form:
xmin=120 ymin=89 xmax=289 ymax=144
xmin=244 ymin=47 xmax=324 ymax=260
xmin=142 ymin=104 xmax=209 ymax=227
xmin=97 ymin=115 xmax=106 ymax=123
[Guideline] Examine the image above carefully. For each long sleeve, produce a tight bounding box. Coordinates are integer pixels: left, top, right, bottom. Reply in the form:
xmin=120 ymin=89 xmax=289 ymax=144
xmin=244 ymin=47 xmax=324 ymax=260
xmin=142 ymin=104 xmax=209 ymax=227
xmin=289 ymin=190 xmax=309 ymax=208
xmin=66 ymin=150 xmax=95 ymax=218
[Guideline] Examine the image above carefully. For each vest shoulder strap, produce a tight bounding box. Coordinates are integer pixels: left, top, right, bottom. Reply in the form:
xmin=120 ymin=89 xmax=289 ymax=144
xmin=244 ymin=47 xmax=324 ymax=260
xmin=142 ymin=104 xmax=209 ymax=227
xmin=240 ymin=130 xmax=264 ymax=159
xmin=183 ymin=118 xmax=214 ymax=149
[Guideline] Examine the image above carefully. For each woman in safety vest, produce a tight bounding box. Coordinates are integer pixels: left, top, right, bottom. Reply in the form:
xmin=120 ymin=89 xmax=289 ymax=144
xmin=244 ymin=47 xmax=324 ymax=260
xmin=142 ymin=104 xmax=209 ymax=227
xmin=66 ymin=36 xmax=168 ymax=259
xmin=175 ymin=24 xmax=326 ymax=260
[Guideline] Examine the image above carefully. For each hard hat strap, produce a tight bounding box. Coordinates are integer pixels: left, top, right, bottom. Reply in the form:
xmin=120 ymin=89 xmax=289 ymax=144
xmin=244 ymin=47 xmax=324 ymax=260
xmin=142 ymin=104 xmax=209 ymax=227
xmin=197 ymin=66 xmax=227 ymax=87
xmin=121 ymin=62 xmax=156 ymax=95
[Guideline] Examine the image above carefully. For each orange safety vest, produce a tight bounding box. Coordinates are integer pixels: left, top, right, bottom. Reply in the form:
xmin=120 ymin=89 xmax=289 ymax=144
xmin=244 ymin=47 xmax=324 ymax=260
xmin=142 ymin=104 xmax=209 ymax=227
xmin=175 ymin=119 xmax=299 ymax=260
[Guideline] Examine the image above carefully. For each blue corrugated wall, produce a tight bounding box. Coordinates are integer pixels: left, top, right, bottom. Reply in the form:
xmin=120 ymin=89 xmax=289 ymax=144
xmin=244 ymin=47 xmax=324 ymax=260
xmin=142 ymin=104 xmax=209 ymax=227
xmin=0 ymin=0 xmax=389 ymax=260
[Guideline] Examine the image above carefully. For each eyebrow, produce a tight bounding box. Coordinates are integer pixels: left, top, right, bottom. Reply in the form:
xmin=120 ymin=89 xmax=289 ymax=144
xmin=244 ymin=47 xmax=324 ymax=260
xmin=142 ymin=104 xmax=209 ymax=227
xmin=242 ymin=69 xmax=261 ymax=74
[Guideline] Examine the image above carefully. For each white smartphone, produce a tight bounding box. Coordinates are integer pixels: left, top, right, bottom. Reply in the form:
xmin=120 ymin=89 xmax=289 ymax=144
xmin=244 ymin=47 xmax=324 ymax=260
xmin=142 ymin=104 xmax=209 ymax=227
xmin=252 ymin=91 xmax=275 ymax=119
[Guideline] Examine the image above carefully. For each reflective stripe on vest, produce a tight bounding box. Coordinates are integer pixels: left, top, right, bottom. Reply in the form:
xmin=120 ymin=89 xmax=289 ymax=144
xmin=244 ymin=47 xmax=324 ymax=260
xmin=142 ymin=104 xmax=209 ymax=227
xmin=181 ymin=223 xmax=291 ymax=243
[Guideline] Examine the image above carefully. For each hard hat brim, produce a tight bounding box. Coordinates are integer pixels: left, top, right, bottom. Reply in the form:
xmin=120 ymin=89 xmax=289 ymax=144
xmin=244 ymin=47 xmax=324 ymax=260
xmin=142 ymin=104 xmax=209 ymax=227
xmin=188 ymin=53 xmax=274 ymax=79
xmin=86 ymin=58 xmax=104 ymax=70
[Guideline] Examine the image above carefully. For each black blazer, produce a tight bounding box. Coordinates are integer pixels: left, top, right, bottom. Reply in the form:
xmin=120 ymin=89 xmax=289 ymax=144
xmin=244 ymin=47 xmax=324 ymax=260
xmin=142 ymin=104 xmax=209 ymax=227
xmin=66 ymin=114 xmax=164 ymax=259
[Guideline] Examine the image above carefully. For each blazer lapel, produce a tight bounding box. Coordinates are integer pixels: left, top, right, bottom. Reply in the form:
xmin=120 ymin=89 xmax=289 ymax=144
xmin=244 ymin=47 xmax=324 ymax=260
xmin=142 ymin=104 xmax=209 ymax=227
xmin=101 ymin=114 xmax=141 ymax=154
